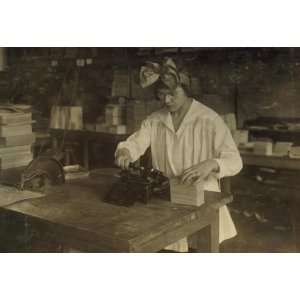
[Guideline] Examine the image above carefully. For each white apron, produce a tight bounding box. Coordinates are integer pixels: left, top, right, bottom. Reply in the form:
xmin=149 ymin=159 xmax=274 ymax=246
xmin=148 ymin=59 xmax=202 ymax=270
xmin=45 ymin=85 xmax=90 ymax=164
xmin=117 ymin=100 xmax=243 ymax=252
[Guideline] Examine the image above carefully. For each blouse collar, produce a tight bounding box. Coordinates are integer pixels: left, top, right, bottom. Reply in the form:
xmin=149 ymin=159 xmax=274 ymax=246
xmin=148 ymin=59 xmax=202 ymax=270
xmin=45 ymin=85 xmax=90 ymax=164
xmin=157 ymin=99 xmax=200 ymax=134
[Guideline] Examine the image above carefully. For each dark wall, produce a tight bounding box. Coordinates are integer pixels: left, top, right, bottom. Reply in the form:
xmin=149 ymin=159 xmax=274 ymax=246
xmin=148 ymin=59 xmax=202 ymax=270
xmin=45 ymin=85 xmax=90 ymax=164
xmin=113 ymin=48 xmax=300 ymax=128
xmin=1 ymin=47 xmax=300 ymax=130
xmin=137 ymin=48 xmax=300 ymax=126
xmin=0 ymin=47 xmax=114 ymax=128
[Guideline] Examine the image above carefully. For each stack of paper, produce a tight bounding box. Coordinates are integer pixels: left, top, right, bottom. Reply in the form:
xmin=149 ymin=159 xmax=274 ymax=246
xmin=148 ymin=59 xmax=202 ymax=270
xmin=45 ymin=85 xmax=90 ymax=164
xmin=0 ymin=106 xmax=35 ymax=170
xmin=0 ymin=184 xmax=44 ymax=207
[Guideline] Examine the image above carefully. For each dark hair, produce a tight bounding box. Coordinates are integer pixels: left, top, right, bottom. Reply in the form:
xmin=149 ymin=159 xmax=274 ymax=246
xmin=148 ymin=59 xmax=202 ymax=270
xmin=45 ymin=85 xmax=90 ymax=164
xmin=154 ymin=79 xmax=192 ymax=99
xmin=180 ymin=83 xmax=192 ymax=97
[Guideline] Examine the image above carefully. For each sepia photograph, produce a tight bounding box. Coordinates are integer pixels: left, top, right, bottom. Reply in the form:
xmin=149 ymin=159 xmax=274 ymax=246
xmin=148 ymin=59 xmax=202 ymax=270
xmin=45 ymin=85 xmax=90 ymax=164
xmin=0 ymin=47 xmax=299 ymax=253
xmin=1 ymin=1 xmax=300 ymax=299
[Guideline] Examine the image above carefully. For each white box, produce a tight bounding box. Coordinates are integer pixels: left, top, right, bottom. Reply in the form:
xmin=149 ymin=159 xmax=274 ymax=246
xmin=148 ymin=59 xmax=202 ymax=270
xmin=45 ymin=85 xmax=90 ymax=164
xmin=254 ymin=141 xmax=273 ymax=156
xmin=49 ymin=106 xmax=83 ymax=130
xmin=273 ymin=142 xmax=293 ymax=156
xmin=169 ymin=178 xmax=204 ymax=207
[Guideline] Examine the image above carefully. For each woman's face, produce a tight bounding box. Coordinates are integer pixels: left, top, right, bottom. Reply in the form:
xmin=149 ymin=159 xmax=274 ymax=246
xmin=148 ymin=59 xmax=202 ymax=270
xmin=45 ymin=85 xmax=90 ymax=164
xmin=157 ymin=86 xmax=187 ymax=112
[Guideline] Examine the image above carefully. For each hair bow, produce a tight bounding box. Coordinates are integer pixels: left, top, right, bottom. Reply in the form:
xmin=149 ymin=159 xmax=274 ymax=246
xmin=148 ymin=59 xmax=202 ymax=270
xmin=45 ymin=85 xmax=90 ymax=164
xmin=140 ymin=58 xmax=190 ymax=89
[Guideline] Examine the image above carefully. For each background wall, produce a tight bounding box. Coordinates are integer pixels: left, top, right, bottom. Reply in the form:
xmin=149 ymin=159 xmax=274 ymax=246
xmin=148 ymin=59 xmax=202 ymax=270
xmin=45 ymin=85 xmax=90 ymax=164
xmin=111 ymin=47 xmax=300 ymax=128
xmin=0 ymin=47 xmax=114 ymax=129
xmin=1 ymin=47 xmax=300 ymax=130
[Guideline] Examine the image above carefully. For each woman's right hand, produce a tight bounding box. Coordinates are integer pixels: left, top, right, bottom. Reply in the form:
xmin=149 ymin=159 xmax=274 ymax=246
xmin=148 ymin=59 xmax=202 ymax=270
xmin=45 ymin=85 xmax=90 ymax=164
xmin=115 ymin=148 xmax=132 ymax=170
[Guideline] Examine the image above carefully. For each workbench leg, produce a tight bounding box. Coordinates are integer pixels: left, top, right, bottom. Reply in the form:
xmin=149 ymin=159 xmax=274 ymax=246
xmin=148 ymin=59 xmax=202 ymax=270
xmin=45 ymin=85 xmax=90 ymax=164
xmin=210 ymin=210 xmax=220 ymax=253
xmin=83 ymin=138 xmax=89 ymax=170
xmin=289 ymin=196 xmax=300 ymax=252
xmin=193 ymin=211 xmax=219 ymax=253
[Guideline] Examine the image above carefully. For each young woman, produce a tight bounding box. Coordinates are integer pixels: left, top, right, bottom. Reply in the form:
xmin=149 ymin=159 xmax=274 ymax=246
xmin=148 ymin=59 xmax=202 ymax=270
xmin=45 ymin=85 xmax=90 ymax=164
xmin=115 ymin=58 xmax=243 ymax=252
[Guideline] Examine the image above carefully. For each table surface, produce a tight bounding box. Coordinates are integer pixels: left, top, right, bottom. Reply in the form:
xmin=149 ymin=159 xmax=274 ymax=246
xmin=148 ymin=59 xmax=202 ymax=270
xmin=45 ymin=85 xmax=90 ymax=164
xmin=3 ymin=169 xmax=231 ymax=252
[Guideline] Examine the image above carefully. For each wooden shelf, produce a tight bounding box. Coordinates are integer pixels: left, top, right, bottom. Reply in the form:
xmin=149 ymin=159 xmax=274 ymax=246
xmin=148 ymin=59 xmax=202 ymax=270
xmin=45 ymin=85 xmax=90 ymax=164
xmin=241 ymin=151 xmax=300 ymax=171
xmin=247 ymin=127 xmax=300 ymax=143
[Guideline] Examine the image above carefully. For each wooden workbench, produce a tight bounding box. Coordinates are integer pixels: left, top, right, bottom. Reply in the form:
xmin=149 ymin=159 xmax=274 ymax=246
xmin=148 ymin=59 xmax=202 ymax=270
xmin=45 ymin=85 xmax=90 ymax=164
xmin=0 ymin=169 xmax=232 ymax=253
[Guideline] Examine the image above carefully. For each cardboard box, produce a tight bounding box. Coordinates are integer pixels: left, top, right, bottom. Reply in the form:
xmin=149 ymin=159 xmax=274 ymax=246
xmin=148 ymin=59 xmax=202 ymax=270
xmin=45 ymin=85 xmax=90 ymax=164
xmin=169 ymin=178 xmax=204 ymax=207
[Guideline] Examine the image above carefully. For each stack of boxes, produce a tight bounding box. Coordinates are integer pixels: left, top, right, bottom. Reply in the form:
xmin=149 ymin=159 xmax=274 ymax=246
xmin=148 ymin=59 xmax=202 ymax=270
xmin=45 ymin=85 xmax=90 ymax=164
xmin=126 ymin=100 xmax=162 ymax=133
xmin=105 ymin=103 xmax=127 ymax=134
xmin=0 ymin=106 xmax=35 ymax=170
xmin=49 ymin=106 xmax=83 ymax=130
xmin=253 ymin=141 xmax=273 ymax=156
xmin=93 ymin=99 xmax=162 ymax=135
xmin=95 ymin=103 xmax=127 ymax=134
xmin=126 ymin=100 xmax=147 ymax=133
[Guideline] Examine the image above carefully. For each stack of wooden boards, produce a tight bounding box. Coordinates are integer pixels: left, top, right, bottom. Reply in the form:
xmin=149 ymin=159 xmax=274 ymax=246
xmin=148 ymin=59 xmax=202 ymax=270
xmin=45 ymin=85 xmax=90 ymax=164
xmin=0 ymin=106 xmax=35 ymax=170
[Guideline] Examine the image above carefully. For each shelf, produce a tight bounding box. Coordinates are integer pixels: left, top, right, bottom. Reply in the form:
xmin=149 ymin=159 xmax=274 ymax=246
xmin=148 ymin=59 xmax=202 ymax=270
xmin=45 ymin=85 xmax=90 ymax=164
xmin=241 ymin=151 xmax=300 ymax=171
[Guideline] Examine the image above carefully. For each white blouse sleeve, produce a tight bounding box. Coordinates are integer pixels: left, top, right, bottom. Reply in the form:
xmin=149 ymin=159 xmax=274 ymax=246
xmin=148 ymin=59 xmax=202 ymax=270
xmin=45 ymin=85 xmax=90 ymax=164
xmin=212 ymin=115 xmax=243 ymax=178
xmin=115 ymin=118 xmax=152 ymax=162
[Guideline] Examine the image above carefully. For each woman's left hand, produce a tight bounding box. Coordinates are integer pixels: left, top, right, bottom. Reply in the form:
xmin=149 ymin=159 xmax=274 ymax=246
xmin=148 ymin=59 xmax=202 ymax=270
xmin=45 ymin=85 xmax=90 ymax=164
xmin=181 ymin=159 xmax=220 ymax=184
